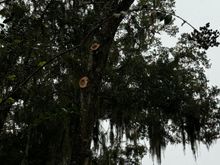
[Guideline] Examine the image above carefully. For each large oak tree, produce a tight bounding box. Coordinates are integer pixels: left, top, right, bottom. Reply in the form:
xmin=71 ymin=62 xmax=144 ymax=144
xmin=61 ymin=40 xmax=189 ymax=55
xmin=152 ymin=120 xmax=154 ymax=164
xmin=0 ymin=0 xmax=220 ymax=164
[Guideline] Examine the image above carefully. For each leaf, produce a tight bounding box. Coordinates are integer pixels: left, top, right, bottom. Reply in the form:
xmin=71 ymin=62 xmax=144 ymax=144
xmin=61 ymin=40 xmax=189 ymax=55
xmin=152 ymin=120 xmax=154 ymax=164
xmin=7 ymin=97 xmax=15 ymax=104
xmin=3 ymin=17 xmax=13 ymax=23
xmin=14 ymin=39 xmax=22 ymax=44
xmin=7 ymin=74 xmax=16 ymax=81
xmin=164 ymin=15 xmax=172 ymax=25
xmin=38 ymin=61 xmax=46 ymax=67
xmin=0 ymin=9 xmax=6 ymax=16
xmin=156 ymin=12 xmax=166 ymax=21
xmin=181 ymin=20 xmax=186 ymax=26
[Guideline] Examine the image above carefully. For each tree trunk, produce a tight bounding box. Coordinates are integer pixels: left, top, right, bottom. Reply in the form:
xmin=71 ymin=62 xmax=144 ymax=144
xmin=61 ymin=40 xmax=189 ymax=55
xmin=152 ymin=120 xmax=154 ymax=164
xmin=76 ymin=1 xmax=135 ymax=164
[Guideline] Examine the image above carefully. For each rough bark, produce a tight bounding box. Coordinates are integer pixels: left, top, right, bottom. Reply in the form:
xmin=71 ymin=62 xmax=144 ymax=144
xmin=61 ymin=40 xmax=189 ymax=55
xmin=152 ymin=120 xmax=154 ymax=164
xmin=77 ymin=1 xmax=135 ymax=165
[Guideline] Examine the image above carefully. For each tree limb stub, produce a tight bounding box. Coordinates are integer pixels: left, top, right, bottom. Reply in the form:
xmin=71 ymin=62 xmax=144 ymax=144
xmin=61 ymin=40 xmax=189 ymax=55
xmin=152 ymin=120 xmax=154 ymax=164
xmin=90 ymin=42 xmax=100 ymax=52
xmin=79 ymin=76 xmax=89 ymax=89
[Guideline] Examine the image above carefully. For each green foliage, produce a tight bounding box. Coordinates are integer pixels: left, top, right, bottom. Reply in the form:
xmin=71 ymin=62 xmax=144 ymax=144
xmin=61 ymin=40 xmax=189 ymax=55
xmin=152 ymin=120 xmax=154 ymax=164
xmin=7 ymin=74 xmax=16 ymax=81
xmin=37 ymin=61 xmax=46 ymax=67
xmin=0 ymin=0 xmax=220 ymax=165
xmin=6 ymin=97 xmax=15 ymax=104
xmin=164 ymin=14 xmax=172 ymax=25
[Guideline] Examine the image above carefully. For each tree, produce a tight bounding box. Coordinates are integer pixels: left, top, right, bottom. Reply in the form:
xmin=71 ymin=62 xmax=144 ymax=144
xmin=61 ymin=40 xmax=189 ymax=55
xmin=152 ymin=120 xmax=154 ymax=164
xmin=0 ymin=0 xmax=220 ymax=165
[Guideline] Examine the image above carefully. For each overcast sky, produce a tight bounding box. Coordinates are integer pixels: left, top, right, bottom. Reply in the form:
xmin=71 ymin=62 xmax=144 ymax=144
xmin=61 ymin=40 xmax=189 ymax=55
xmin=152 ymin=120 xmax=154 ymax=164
xmin=143 ymin=0 xmax=220 ymax=164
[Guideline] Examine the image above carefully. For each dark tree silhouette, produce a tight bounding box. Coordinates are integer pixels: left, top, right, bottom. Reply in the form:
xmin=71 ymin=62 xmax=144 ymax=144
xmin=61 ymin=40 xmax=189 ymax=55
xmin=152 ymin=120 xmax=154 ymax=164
xmin=0 ymin=0 xmax=219 ymax=165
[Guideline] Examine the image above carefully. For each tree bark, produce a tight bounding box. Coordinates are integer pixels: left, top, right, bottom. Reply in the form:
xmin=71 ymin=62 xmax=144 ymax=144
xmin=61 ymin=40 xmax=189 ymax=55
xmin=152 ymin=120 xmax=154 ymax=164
xmin=77 ymin=1 xmax=135 ymax=164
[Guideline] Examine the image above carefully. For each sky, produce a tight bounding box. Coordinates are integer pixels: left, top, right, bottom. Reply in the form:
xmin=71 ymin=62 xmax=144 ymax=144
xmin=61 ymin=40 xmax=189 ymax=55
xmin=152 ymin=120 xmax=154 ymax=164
xmin=143 ymin=0 xmax=220 ymax=164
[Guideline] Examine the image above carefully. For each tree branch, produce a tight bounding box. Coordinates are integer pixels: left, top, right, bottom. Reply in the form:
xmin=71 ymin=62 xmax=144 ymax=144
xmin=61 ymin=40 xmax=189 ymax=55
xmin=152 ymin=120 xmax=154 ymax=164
xmin=0 ymin=12 xmax=112 ymax=107
xmin=0 ymin=46 xmax=80 ymax=106
xmin=127 ymin=5 xmax=198 ymax=31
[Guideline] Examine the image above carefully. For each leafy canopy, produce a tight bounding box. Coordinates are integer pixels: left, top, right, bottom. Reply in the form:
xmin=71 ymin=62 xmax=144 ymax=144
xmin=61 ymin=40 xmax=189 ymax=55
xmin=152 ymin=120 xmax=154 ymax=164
xmin=0 ymin=0 xmax=220 ymax=164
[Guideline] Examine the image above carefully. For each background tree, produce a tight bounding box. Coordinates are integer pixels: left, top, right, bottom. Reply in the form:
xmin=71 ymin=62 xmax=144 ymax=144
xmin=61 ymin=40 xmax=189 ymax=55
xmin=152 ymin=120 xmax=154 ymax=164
xmin=0 ymin=0 xmax=220 ymax=165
